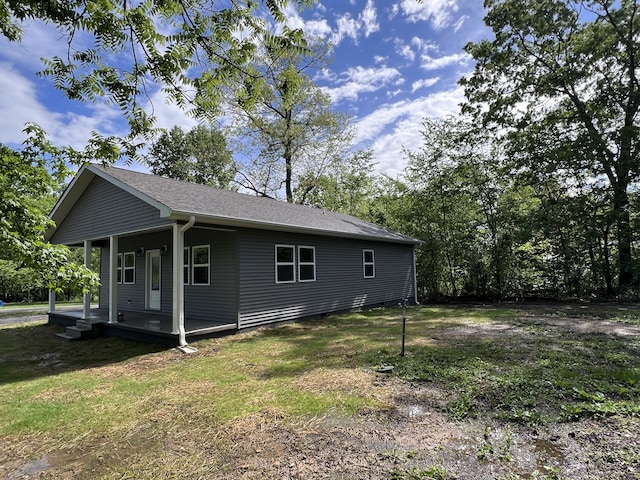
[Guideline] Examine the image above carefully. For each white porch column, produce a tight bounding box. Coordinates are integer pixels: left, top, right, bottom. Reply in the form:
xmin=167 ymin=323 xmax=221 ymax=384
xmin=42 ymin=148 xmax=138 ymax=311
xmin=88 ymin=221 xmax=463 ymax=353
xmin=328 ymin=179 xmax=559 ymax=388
xmin=82 ymin=240 xmax=92 ymax=319
xmin=48 ymin=290 xmax=56 ymax=313
xmin=171 ymin=223 xmax=182 ymax=335
xmin=413 ymin=245 xmax=419 ymax=305
xmin=109 ymin=235 xmax=118 ymax=323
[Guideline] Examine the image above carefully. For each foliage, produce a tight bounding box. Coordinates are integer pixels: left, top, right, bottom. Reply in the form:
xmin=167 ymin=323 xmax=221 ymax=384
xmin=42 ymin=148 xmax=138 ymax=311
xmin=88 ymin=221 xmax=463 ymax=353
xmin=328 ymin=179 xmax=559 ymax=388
xmin=1 ymin=0 xmax=314 ymax=158
xmin=461 ymin=0 xmax=640 ymax=288
xmin=301 ymin=148 xmax=377 ymax=216
xmin=0 ymin=126 xmax=99 ymax=294
xmin=146 ymin=125 xmax=235 ymax=188
xmin=229 ymin=39 xmax=356 ymax=203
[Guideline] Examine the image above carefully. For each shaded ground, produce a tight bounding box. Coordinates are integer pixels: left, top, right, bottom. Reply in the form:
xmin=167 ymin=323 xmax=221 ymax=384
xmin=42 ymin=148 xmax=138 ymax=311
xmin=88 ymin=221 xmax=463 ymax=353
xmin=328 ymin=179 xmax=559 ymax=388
xmin=1 ymin=304 xmax=640 ymax=479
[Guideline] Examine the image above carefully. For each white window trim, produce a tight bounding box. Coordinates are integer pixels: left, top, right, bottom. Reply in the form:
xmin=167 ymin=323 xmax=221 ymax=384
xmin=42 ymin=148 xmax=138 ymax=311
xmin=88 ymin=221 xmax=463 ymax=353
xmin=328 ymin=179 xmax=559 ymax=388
xmin=298 ymin=245 xmax=316 ymax=282
xmin=363 ymin=249 xmax=375 ymax=278
xmin=275 ymin=244 xmax=296 ymax=284
xmin=183 ymin=247 xmax=190 ymax=285
xmin=123 ymin=251 xmax=136 ymax=284
xmin=191 ymin=244 xmax=210 ymax=286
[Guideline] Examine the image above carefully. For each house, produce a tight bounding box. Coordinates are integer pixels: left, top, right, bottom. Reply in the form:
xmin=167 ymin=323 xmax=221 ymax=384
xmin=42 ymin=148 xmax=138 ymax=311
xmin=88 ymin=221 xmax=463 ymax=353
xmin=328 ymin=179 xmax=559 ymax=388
xmin=46 ymin=164 xmax=420 ymax=351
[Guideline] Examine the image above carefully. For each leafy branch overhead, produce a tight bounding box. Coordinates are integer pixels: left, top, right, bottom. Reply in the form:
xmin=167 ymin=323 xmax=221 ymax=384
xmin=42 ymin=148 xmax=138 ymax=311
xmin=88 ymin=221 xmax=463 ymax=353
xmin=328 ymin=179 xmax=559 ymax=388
xmin=1 ymin=0 xmax=314 ymax=159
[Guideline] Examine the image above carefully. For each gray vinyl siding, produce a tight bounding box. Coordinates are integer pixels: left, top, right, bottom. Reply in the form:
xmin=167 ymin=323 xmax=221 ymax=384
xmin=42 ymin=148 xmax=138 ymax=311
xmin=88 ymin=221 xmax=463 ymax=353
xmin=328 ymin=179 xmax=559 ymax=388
xmin=237 ymin=229 xmax=415 ymax=329
xmin=98 ymin=227 xmax=238 ymax=325
xmin=184 ymin=228 xmax=238 ymax=325
xmin=51 ymin=176 xmax=171 ymax=245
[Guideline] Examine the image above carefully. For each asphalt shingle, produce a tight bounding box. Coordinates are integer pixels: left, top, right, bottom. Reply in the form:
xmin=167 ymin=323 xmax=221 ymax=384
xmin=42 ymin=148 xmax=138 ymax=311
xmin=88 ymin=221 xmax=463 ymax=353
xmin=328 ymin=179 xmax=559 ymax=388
xmin=96 ymin=165 xmax=418 ymax=244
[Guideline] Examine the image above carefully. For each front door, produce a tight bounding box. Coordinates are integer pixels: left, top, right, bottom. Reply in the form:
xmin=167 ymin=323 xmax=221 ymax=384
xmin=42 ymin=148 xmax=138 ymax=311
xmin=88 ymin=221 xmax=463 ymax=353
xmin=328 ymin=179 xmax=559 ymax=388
xmin=146 ymin=250 xmax=161 ymax=310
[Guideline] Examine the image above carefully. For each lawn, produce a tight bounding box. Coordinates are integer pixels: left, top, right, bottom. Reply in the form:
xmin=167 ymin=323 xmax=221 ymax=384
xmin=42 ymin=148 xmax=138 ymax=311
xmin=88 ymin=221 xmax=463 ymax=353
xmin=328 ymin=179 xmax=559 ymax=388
xmin=1 ymin=304 xmax=639 ymax=479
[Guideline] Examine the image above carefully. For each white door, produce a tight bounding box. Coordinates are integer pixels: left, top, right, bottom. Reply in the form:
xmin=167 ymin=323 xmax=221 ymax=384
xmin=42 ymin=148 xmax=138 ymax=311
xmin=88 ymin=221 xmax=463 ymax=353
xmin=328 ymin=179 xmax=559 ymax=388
xmin=147 ymin=250 xmax=161 ymax=310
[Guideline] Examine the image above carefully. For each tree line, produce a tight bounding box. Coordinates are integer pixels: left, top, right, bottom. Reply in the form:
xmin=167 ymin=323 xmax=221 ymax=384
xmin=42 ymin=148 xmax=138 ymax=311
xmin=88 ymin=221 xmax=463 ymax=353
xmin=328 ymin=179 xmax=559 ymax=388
xmin=1 ymin=0 xmax=638 ymax=303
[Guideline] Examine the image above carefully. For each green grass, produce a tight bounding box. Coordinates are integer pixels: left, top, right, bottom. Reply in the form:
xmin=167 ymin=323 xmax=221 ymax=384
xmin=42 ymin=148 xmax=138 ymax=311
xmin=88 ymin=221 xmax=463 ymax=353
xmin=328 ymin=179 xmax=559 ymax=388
xmin=1 ymin=305 xmax=639 ymax=478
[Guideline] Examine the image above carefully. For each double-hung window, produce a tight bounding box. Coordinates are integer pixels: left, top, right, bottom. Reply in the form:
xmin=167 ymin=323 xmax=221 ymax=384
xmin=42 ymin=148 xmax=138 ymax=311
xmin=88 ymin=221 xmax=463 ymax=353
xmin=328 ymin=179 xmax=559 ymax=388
xmin=298 ymin=246 xmax=316 ymax=282
xmin=363 ymin=249 xmax=375 ymax=278
xmin=275 ymin=245 xmax=295 ymax=283
xmin=192 ymin=245 xmax=210 ymax=285
xmin=123 ymin=252 xmax=135 ymax=284
xmin=116 ymin=253 xmax=123 ymax=284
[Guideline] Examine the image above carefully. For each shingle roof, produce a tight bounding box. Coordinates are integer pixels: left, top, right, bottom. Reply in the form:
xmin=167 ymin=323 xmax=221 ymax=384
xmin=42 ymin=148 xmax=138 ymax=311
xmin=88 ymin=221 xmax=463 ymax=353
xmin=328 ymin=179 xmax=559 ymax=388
xmin=86 ymin=165 xmax=419 ymax=245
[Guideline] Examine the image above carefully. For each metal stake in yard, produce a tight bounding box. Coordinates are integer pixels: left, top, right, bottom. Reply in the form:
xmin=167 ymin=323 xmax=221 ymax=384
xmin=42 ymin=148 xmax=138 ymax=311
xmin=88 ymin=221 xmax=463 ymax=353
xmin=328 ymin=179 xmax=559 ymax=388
xmin=400 ymin=298 xmax=407 ymax=357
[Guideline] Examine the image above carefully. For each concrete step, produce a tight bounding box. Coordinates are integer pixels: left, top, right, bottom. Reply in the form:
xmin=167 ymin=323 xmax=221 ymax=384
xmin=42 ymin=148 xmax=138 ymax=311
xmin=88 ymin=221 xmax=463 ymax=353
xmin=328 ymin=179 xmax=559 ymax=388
xmin=56 ymin=323 xmax=102 ymax=341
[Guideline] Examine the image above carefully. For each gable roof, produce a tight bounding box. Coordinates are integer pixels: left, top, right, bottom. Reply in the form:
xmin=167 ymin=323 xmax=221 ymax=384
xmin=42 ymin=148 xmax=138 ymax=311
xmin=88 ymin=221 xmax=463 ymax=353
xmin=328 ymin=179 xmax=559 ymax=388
xmin=48 ymin=164 xmax=420 ymax=245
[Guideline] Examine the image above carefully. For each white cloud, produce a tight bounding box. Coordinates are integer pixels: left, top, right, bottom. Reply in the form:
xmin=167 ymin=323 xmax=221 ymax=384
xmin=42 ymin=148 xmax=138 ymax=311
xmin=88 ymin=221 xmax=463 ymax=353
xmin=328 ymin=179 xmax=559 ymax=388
xmin=396 ymin=0 xmax=460 ymax=30
xmin=360 ymin=0 xmax=379 ymax=37
xmin=411 ymin=77 xmax=440 ymax=92
xmin=0 ymin=63 xmax=62 ymax=145
xmin=453 ymin=15 xmax=469 ymax=33
xmin=394 ymin=38 xmax=415 ymax=61
xmin=420 ymin=52 xmax=470 ymax=71
xmin=324 ymin=65 xmax=402 ymax=103
xmin=354 ymin=86 xmax=465 ymax=177
xmin=332 ymin=13 xmax=360 ymax=44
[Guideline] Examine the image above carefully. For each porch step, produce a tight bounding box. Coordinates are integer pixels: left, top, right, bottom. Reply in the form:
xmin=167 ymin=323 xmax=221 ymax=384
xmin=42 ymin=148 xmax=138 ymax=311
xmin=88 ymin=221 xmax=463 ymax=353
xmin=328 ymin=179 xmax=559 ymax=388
xmin=56 ymin=322 xmax=102 ymax=341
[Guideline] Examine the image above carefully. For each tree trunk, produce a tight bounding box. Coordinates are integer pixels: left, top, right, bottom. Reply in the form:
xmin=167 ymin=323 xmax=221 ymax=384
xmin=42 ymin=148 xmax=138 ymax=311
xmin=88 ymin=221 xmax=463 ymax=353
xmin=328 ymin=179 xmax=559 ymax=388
xmin=613 ymin=183 xmax=634 ymax=287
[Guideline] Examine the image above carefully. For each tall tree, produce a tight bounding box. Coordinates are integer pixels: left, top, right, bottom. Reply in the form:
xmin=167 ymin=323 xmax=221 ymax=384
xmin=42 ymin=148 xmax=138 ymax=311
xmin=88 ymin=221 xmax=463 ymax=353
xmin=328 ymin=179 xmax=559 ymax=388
xmin=146 ymin=125 xmax=235 ymax=188
xmin=230 ymin=40 xmax=355 ymax=203
xmin=461 ymin=0 xmax=640 ymax=288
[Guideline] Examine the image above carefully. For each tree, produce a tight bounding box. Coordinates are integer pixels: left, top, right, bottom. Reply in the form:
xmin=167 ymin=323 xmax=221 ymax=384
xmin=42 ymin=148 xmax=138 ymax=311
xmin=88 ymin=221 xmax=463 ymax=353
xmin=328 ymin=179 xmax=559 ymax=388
xmin=146 ymin=125 xmax=235 ymax=188
xmin=300 ymin=149 xmax=377 ymax=217
xmin=0 ymin=127 xmax=99 ymax=294
xmin=0 ymin=1 xmax=312 ymax=291
xmin=1 ymin=0 xmax=313 ymax=157
xmin=229 ymin=40 xmax=356 ymax=203
xmin=461 ymin=0 xmax=640 ymax=289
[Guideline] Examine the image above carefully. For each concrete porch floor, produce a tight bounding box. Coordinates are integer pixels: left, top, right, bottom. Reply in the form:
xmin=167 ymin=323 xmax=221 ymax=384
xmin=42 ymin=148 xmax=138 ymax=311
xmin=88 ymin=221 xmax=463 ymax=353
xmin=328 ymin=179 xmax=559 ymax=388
xmin=49 ymin=308 xmax=237 ymax=344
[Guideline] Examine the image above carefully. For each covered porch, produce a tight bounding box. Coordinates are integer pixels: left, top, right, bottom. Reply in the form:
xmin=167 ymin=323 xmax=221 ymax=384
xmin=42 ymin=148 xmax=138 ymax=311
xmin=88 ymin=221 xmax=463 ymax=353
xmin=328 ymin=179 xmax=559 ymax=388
xmin=49 ymin=308 xmax=237 ymax=346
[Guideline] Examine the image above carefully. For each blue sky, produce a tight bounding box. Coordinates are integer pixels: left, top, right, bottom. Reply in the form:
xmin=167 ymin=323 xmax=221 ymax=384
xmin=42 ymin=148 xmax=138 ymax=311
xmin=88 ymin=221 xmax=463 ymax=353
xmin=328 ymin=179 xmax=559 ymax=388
xmin=0 ymin=1 xmax=490 ymax=178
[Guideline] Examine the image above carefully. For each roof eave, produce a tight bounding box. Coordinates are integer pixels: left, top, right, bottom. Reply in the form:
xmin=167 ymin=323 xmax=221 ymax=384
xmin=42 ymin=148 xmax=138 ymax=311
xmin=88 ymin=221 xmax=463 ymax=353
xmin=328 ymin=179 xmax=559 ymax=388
xmin=168 ymin=211 xmax=421 ymax=245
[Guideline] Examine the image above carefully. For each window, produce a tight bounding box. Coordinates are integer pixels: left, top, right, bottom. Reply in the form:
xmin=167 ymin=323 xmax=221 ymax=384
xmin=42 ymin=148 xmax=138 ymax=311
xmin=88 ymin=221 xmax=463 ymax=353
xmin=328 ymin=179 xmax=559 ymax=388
xmin=275 ymin=245 xmax=295 ymax=283
xmin=192 ymin=245 xmax=210 ymax=285
xmin=363 ymin=249 xmax=375 ymax=278
xmin=116 ymin=253 xmax=123 ymax=284
xmin=183 ymin=247 xmax=190 ymax=285
xmin=298 ymin=246 xmax=316 ymax=282
xmin=123 ymin=252 xmax=136 ymax=284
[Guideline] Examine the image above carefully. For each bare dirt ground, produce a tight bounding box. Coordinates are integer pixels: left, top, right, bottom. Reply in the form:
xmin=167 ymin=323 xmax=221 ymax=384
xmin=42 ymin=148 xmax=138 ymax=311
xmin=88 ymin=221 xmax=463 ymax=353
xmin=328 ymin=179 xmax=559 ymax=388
xmin=3 ymin=304 xmax=640 ymax=479
xmin=206 ymin=304 xmax=640 ymax=480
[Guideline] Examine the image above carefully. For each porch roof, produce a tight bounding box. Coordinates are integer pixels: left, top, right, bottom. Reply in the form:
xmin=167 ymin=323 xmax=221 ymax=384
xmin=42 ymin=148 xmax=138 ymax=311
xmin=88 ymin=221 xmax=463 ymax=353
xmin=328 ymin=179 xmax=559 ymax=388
xmin=48 ymin=164 xmax=420 ymax=245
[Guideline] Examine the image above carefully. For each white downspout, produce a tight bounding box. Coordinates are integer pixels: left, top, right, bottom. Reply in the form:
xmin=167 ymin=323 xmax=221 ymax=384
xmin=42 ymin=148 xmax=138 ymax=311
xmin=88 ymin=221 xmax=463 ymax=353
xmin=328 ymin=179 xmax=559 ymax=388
xmin=173 ymin=216 xmax=196 ymax=353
